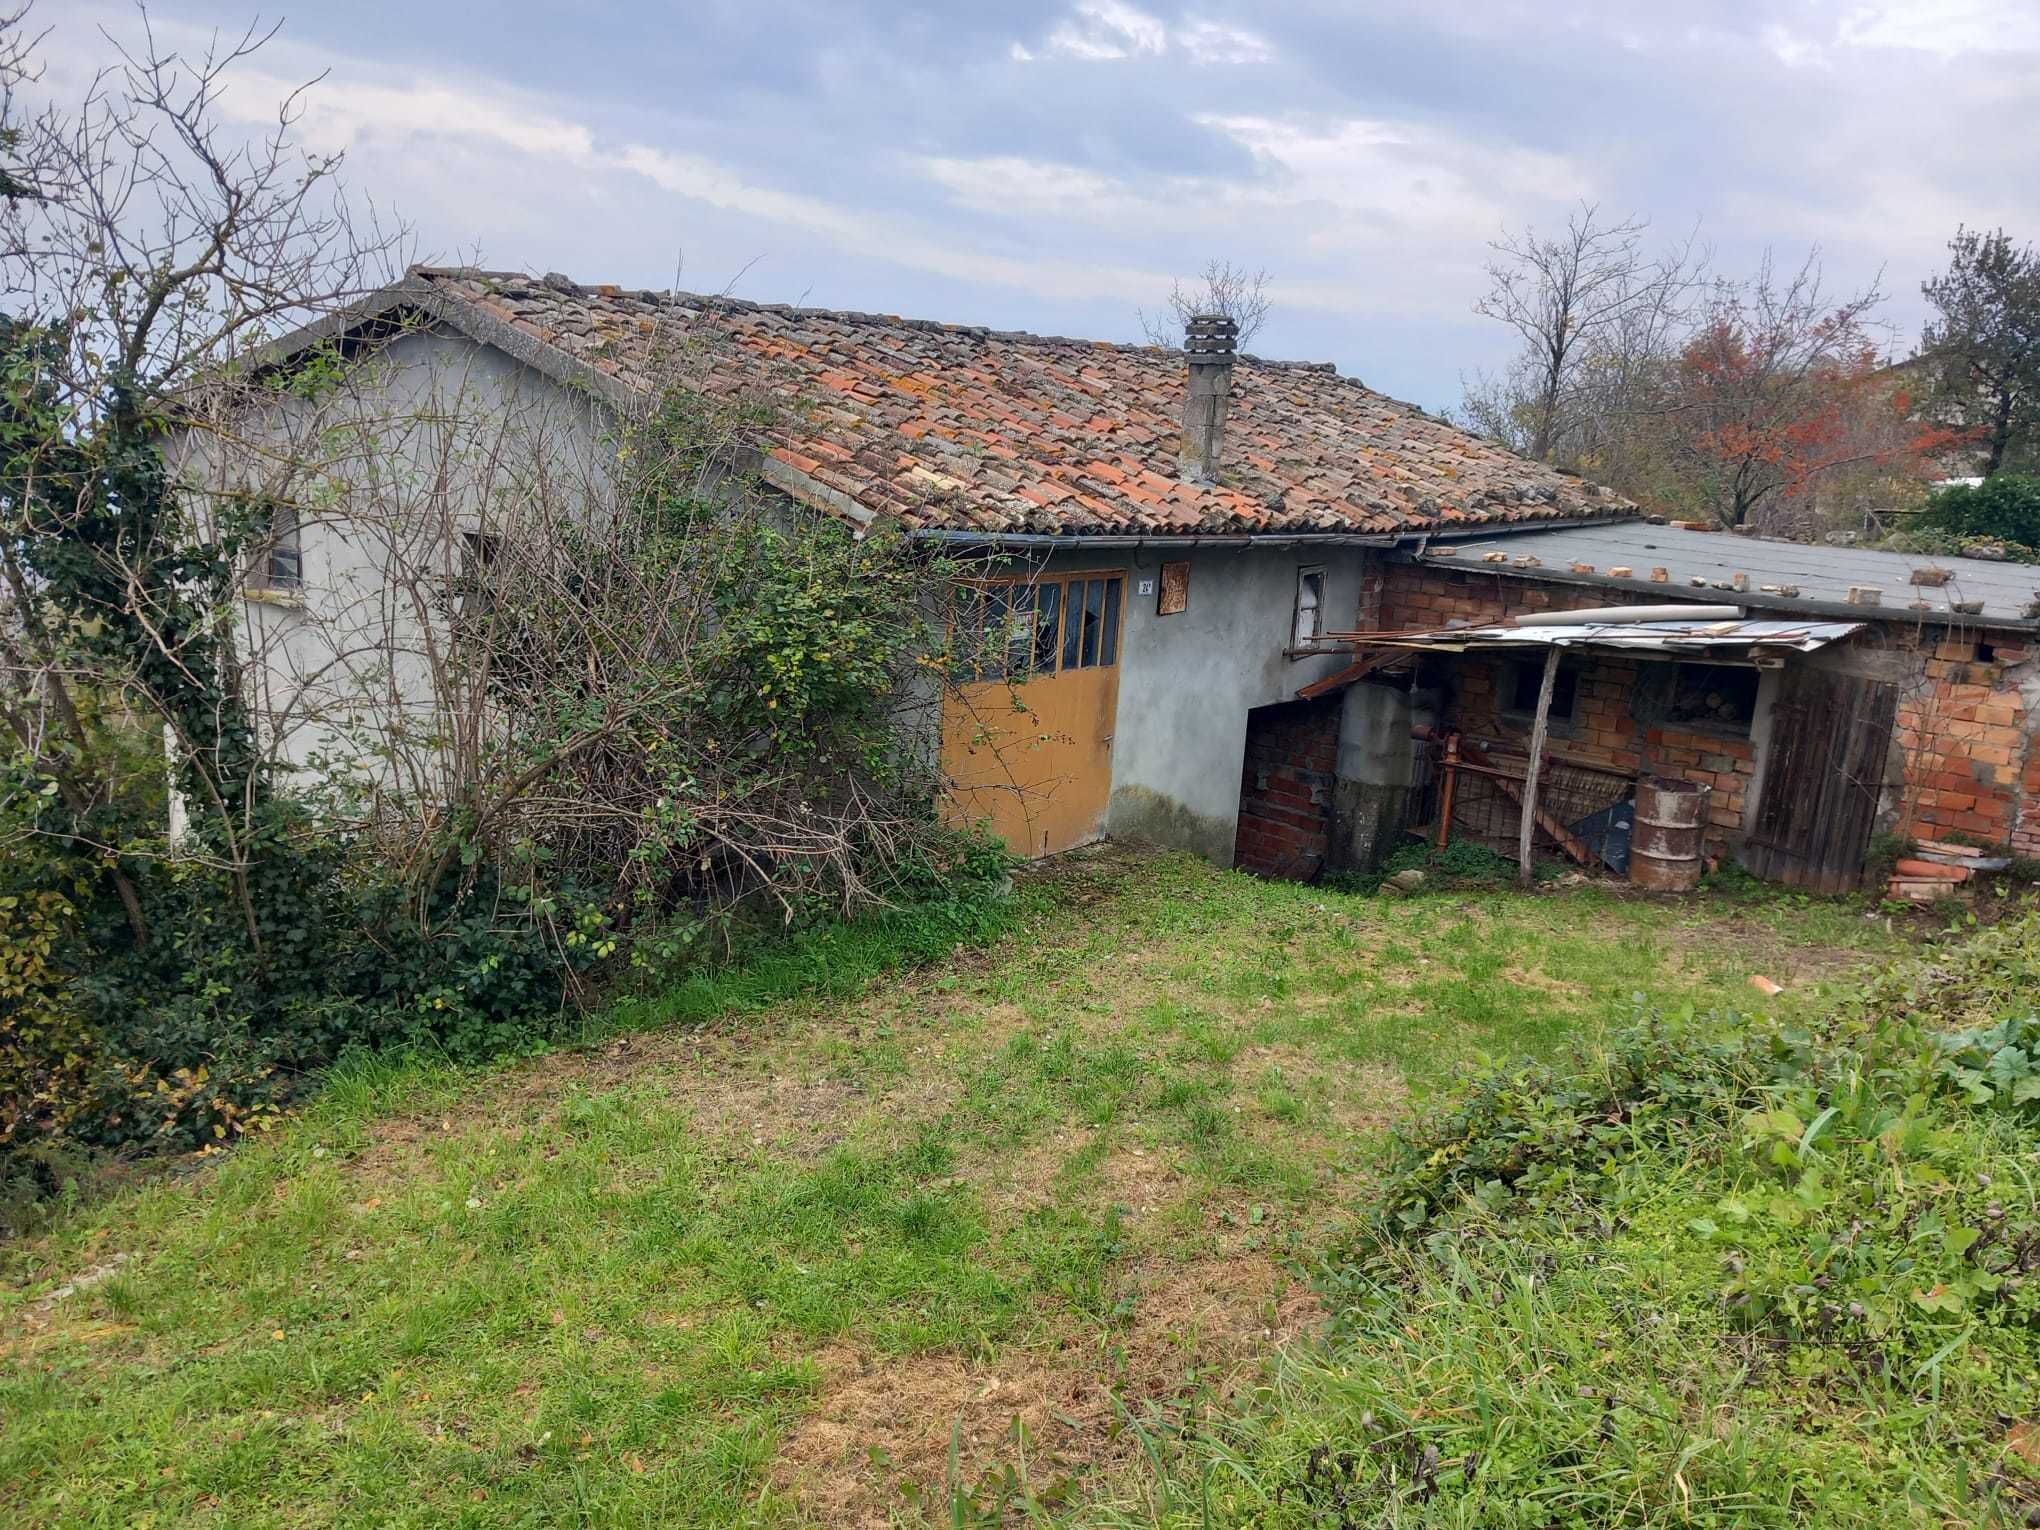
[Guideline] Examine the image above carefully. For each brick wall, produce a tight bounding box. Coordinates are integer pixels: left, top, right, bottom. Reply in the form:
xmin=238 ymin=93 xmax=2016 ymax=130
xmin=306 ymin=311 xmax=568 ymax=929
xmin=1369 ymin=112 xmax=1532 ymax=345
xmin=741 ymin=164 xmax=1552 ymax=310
xmin=1384 ymin=563 xmax=1753 ymax=833
xmin=1234 ymin=697 xmax=1341 ymax=878
xmin=1382 ymin=558 xmax=2040 ymax=856
xmin=1899 ymin=632 xmax=2040 ymax=853
xmin=1381 ymin=562 xmax=1652 ymax=630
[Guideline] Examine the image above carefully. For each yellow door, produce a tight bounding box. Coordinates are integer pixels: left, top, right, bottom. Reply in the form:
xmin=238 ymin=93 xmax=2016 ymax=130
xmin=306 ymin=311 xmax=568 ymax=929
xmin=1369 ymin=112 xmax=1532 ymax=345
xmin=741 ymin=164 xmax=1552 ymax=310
xmin=941 ymin=571 xmax=1125 ymax=858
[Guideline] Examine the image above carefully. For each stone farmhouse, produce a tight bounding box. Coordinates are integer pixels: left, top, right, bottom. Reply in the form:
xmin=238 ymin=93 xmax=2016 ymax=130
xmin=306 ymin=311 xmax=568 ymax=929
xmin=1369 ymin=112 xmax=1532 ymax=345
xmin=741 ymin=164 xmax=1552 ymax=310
xmin=228 ymin=267 xmax=2040 ymax=892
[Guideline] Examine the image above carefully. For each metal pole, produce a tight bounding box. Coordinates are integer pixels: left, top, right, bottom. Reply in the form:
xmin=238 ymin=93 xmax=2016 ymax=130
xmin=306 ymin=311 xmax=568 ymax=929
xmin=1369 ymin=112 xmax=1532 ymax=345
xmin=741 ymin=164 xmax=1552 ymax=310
xmin=1436 ymin=731 xmax=1459 ymax=851
xmin=1518 ymin=647 xmax=1561 ymax=886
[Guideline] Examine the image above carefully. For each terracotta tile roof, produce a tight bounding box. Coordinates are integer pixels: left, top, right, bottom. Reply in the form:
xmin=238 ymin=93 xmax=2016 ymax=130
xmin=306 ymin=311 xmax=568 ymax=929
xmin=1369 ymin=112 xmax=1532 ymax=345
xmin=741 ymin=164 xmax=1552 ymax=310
xmin=399 ymin=266 xmax=1635 ymax=539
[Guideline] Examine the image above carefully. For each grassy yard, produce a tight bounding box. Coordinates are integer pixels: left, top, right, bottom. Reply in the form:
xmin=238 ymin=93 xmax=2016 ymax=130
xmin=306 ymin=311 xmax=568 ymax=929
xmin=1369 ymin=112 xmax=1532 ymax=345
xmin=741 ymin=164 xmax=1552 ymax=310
xmin=0 ymin=850 xmax=1924 ymax=1527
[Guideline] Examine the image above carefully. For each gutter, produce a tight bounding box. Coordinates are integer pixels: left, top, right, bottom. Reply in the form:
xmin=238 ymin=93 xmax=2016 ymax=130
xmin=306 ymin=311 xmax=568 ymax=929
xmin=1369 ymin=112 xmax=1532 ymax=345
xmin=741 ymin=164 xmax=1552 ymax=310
xmin=904 ymin=513 xmax=1638 ymax=553
xmin=908 ymin=529 xmax=1402 ymax=551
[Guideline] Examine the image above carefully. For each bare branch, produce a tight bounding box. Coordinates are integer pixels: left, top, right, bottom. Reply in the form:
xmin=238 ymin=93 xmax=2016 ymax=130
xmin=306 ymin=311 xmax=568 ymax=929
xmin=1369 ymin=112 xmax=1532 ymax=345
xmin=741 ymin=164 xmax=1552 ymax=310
xmin=1140 ymin=258 xmax=1272 ymax=348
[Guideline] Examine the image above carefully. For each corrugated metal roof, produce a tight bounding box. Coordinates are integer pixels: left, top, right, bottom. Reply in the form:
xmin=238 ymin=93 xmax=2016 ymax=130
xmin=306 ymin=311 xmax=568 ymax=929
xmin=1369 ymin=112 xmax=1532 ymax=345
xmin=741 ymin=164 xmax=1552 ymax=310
xmin=1414 ymin=522 xmax=2040 ymax=629
xmin=1364 ymin=618 xmax=1864 ymax=655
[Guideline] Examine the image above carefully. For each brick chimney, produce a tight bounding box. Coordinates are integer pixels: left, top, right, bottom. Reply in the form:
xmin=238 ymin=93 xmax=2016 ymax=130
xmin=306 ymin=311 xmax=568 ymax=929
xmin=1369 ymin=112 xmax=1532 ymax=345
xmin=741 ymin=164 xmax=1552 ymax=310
xmin=1178 ymin=313 xmax=1238 ymax=485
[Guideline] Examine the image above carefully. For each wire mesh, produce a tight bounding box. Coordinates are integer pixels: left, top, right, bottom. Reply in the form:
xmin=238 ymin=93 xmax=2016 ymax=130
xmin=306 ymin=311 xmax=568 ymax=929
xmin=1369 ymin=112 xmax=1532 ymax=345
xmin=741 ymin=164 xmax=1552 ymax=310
xmin=1441 ymin=746 xmax=1635 ymax=861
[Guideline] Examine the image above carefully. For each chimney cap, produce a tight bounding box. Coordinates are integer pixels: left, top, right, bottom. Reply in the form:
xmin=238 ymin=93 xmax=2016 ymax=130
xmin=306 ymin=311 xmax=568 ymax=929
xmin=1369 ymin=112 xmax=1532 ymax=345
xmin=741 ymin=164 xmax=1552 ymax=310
xmin=1184 ymin=312 xmax=1238 ymax=359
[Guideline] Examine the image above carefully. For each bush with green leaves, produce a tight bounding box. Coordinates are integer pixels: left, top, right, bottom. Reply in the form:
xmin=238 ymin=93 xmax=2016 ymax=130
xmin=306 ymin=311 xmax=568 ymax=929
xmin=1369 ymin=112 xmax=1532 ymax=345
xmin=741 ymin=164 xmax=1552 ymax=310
xmin=1106 ymin=914 xmax=2040 ymax=1526
xmin=1905 ymin=473 xmax=2040 ymax=563
xmin=0 ymin=13 xmax=1012 ymax=1204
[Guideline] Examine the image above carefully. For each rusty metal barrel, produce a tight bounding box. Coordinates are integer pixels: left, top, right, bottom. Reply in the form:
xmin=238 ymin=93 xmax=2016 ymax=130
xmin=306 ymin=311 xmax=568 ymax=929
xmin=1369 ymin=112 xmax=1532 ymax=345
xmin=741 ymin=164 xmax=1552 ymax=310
xmin=1630 ymin=776 xmax=1710 ymax=892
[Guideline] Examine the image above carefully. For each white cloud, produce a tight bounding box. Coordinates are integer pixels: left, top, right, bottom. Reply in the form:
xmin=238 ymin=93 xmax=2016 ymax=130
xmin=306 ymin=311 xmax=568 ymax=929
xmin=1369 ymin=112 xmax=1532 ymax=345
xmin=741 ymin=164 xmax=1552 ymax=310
xmin=1201 ymin=113 xmax=1593 ymax=242
xmin=45 ymin=18 xmax=1173 ymax=309
xmin=1839 ymin=0 xmax=2040 ymax=57
xmin=1029 ymin=3 xmax=1272 ymax=65
xmin=916 ymin=112 xmax=1598 ymax=323
xmin=1045 ymin=1 xmax=1168 ymax=61
xmin=1761 ymin=24 xmax=1828 ymax=69
xmin=612 ymin=143 xmax=1171 ymax=300
xmin=918 ymin=155 xmax=1132 ymax=216
xmin=1178 ymin=19 xmax=1275 ymax=65
xmin=215 ymin=69 xmax=598 ymax=163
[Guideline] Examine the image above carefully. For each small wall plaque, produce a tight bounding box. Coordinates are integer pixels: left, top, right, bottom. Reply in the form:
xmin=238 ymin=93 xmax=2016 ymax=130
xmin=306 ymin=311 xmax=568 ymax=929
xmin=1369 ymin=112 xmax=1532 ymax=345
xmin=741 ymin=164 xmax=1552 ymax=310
xmin=1159 ymin=560 xmax=1190 ymax=615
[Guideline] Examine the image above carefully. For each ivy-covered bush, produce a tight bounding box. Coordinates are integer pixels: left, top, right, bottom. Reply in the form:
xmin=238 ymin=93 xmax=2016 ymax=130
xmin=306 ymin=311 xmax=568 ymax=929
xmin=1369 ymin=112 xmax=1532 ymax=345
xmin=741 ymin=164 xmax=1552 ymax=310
xmin=1284 ymin=919 xmax=2040 ymax=1520
xmin=1 ymin=346 xmax=1006 ymax=1204
xmin=1893 ymin=473 xmax=2040 ymax=564
xmin=1130 ymin=917 xmax=2040 ymax=1525
xmin=0 ymin=18 xmax=1011 ymax=1214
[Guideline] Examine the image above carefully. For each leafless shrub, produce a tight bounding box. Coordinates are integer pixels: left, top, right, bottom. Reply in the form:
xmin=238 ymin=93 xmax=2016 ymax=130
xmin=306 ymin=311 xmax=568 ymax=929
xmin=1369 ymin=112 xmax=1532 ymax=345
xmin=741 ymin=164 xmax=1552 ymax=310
xmin=1463 ymin=203 xmax=1706 ymax=465
xmin=0 ymin=2 xmax=405 ymax=944
xmin=1140 ymin=258 xmax=1272 ymax=348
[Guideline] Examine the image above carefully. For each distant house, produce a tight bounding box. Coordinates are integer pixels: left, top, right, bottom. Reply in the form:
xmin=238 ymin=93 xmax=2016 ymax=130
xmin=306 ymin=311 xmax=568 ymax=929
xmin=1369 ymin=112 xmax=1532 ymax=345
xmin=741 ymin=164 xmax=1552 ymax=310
xmin=218 ymin=268 xmax=2040 ymax=890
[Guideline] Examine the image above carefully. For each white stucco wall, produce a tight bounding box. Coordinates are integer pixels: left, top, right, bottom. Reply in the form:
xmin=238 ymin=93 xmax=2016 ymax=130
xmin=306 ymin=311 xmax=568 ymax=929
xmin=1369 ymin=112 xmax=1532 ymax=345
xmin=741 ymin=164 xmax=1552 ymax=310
xmin=1025 ymin=543 xmax=1374 ymax=865
xmin=178 ymin=326 xmax=615 ymax=792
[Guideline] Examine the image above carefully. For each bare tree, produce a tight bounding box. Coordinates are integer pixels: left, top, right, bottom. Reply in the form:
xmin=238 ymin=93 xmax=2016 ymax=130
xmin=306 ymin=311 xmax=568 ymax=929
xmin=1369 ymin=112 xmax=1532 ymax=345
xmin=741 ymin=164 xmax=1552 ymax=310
xmin=1140 ymin=258 xmax=1272 ymax=348
xmin=0 ymin=5 xmax=404 ymax=947
xmin=1466 ymin=203 xmax=1705 ymax=463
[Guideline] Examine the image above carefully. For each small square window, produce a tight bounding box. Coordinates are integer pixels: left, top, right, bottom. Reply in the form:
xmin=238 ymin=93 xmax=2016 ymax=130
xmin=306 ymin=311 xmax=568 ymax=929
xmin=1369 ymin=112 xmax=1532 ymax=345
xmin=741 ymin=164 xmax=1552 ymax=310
xmin=454 ymin=530 xmax=504 ymax=618
xmin=254 ymin=503 xmax=302 ymax=590
xmin=1663 ymin=663 xmax=1759 ymax=733
xmin=1509 ymin=658 xmax=1578 ymax=721
xmin=1293 ymin=565 xmax=1326 ymax=649
xmin=461 ymin=530 xmax=502 ymax=576
xmin=1158 ymin=560 xmax=1189 ymax=616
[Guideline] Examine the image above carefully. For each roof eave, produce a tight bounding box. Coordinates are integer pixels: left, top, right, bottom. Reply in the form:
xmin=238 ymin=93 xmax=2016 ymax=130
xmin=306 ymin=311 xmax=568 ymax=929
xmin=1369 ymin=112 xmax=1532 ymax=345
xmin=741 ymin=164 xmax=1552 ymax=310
xmin=248 ymin=274 xmax=642 ymax=415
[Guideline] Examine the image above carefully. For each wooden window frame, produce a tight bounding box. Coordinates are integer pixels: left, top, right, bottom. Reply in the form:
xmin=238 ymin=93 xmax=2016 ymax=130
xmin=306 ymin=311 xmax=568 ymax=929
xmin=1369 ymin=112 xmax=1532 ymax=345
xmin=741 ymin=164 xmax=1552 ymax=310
xmin=954 ymin=571 xmax=1124 ymax=681
xmin=1289 ymin=564 xmax=1329 ymax=655
xmin=247 ymin=502 xmax=303 ymax=593
xmin=1502 ymin=656 xmax=1581 ymax=734
xmin=1634 ymin=659 xmax=1761 ymax=740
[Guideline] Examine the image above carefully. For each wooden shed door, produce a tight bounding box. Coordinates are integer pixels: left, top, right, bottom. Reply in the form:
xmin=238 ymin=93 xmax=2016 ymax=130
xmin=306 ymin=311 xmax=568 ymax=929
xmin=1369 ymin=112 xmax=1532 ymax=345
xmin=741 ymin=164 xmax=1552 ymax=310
xmin=1742 ymin=667 xmax=1896 ymax=893
xmin=940 ymin=572 xmax=1124 ymax=858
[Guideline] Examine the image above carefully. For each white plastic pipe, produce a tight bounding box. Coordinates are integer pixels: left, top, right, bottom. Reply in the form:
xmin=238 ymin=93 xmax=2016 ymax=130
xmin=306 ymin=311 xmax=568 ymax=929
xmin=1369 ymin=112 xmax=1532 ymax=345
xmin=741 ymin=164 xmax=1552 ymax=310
xmin=1511 ymin=604 xmax=1742 ymax=626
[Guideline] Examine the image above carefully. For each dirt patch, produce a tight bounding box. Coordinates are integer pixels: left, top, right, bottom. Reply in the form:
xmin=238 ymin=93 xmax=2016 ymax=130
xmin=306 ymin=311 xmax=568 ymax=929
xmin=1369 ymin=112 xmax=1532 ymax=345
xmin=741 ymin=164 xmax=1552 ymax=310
xmin=346 ymin=1013 xmax=967 ymax=1185
xmin=1694 ymin=918 xmax=1886 ymax=985
xmin=1500 ymin=963 xmax=1589 ymax=996
xmin=349 ymin=1114 xmax=435 ymax=1185
xmin=1232 ymin=1044 xmax=1408 ymax=1136
xmin=976 ymin=1129 xmax=1190 ymax=1223
xmin=772 ymin=1252 xmax=1322 ymax=1527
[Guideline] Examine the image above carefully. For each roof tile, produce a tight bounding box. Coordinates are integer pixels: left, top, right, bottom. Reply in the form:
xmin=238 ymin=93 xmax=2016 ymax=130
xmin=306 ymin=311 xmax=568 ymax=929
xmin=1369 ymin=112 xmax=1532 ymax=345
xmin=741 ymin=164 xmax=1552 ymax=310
xmin=405 ymin=267 xmax=1636 ymax=538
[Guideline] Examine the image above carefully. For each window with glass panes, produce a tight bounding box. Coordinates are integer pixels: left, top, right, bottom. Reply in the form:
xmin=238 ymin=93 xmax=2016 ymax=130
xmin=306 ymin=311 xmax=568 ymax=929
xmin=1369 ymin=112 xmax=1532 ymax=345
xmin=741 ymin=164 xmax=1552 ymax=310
xmin=955 ymin=571 xmax=1123 ymax=681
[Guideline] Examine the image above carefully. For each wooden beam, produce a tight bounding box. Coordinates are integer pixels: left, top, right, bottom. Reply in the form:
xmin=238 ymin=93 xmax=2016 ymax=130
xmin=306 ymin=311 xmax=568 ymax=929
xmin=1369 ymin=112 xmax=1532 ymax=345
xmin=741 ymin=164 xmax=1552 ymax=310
xmin=1456 ymin=740 xmax=1596 ymax=868
xmin=1295 ymin=647 xmax=1411 ymax=701
xmin=1435 ymin=732 xmax=1460 ymax=851
xmin=1518 ymin=647 xmax=1560 ymax=885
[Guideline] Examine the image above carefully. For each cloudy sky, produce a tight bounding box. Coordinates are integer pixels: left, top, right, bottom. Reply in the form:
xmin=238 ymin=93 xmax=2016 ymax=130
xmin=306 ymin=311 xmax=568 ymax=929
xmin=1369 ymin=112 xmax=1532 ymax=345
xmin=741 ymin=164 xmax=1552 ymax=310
xmin=41 ymin=0 xmax=2040 ymax=411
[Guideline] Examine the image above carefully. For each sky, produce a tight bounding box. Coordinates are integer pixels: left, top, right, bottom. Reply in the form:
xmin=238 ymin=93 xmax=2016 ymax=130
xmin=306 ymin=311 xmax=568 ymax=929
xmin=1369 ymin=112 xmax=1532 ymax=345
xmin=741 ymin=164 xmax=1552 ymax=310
xmin=38 ymin=0 xmax=2040 ymax=413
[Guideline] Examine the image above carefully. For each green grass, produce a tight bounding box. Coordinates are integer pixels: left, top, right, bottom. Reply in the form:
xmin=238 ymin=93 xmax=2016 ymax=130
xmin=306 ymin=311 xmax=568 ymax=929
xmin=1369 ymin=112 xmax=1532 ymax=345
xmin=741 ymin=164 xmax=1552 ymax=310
xmin=0 ymin=850 xmax=1932 ymax=1527
xmin=1073 ymin=906 xmax=2040 ymax=1530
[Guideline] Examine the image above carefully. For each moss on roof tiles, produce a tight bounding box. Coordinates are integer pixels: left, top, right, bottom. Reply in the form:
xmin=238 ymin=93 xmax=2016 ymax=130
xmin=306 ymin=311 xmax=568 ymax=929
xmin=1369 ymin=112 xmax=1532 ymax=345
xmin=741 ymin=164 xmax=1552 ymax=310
xmin=404 ymin=265 xmax=1637 ymax=538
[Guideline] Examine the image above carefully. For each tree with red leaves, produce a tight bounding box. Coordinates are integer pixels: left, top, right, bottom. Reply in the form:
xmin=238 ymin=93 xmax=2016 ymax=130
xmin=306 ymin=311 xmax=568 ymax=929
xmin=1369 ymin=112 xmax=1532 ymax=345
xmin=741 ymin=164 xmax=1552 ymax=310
xmin=1659 ymin=254 xmax=1939 ymax=529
